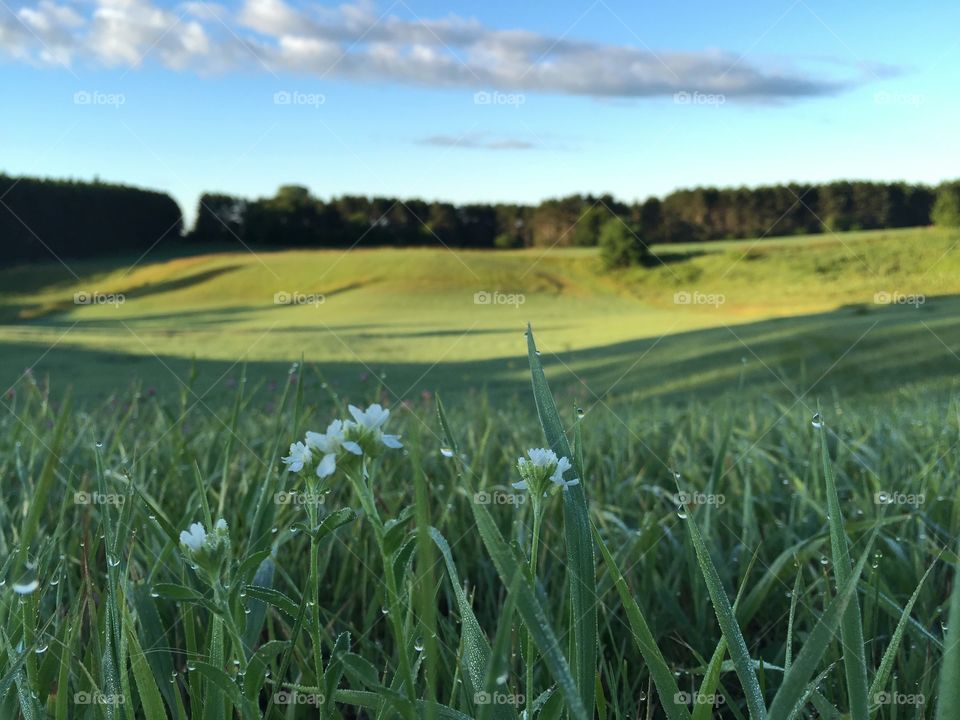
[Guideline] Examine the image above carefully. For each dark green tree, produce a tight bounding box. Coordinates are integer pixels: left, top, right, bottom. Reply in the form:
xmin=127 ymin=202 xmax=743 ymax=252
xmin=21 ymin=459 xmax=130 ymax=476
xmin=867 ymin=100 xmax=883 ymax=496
xmin=599 ymin=217 xmax=647 ymax=268
xmin=932 ymin=182 xmax=960 ymax=227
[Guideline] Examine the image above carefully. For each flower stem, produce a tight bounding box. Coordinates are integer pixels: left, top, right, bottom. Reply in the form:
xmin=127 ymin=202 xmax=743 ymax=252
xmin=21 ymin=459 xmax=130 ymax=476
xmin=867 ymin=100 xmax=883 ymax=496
xmin=525 ymin=502 xmax=544 ymax=716
xmin=305 ymin=493 xmax=328 ymax=718
xmin=348 ymin=469 xmax=417 ymax=713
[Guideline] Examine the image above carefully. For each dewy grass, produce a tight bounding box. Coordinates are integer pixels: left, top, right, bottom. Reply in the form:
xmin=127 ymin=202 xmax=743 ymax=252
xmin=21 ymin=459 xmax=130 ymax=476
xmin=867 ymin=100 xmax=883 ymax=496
xmin=0 ymin=327 xmax=956 ymax=718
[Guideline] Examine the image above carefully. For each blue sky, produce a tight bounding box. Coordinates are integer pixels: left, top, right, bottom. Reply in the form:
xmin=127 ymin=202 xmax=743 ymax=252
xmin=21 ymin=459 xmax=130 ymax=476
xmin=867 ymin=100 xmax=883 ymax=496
xmin=1 ymin=0 xmax=957 ymax=225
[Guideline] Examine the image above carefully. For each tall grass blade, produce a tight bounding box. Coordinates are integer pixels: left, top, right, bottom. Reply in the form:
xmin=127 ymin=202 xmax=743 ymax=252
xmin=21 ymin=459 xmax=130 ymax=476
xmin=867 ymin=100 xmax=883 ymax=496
xmin=526 ymin=324 xmax=597 ymax=716
xmin=816 ymin=416 xmax=869 ymax=720
xmin=682 ymin=496 xmax=767 ymax=720
xmin=767 ymin=533 xmax=876 ymax=720
xmin=592 ymin=523 xmax=691 ymax=720
xmin=936 ymin=542 xmax=960 ymax=720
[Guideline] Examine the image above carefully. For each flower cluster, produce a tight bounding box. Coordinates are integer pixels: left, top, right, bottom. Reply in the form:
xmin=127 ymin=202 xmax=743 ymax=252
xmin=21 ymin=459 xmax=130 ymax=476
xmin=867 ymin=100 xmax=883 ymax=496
xmin=283 ymin=403 xmax=402 ymax=479
xmin=512 ymin=448 xmax=579 ymax=497
xmin=179 ymin=518 xmax=230 ymax=576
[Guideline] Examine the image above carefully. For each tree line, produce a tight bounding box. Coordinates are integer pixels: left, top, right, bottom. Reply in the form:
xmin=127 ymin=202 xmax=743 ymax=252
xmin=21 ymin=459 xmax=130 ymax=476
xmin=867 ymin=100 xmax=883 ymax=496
xmin=193 ymin=181 xmax=953 ymax=254
xmin=2 ymin=174 xmax=959 ymax=267
xmin=0 ymin=174 xmax=183 ymax=264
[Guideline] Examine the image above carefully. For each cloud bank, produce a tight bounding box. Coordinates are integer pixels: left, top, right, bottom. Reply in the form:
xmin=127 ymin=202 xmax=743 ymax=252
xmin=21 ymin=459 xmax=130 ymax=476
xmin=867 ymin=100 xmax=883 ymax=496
xmin=0 ymin=0 xmax=876 ymax=100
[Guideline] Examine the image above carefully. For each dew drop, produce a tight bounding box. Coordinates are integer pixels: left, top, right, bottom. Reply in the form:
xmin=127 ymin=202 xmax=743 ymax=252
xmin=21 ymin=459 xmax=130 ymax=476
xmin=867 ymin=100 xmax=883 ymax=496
xmin=811 ymin=413 xmax=823 ymax=429
xmin=12 ymin=580 xmax=39 ymax=595
xmin=440 ymin=447 xmax=455 ymax=459
xmin=676 ymin=506 xmax=688 ymax=520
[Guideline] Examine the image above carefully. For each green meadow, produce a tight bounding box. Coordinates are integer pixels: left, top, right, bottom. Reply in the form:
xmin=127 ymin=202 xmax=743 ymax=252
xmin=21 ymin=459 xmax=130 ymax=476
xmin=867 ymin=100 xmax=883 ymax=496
xmin=2 ymin=225 xmax=960 ymax=405
xmin=2 ymin=226 xmax=960 ymax=719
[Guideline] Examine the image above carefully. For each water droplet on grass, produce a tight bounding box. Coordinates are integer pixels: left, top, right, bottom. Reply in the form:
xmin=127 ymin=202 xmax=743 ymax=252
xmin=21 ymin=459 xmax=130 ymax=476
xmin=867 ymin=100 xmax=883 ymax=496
xmin=12 ymin=580 xmax=39 ymax=595
xmin=440 ymin=447 xmax=455 ymax=458
xmin=811 ymin=413 xmax=823 ymax=429
xmin=676 ymin=506 xmax=688 ymax=520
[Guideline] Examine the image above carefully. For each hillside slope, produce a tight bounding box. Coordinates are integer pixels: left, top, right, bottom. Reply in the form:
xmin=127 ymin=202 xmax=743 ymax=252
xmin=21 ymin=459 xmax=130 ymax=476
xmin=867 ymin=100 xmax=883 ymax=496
xmin=1 ymin=226 xmax=958 ymax=402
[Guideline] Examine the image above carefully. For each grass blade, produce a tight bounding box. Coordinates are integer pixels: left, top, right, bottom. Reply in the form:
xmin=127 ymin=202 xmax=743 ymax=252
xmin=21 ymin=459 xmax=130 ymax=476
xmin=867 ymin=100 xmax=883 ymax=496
xmin=816 ymin=416 xmax=869 ymax=720
xmin=682 ymin=497 xmax=767 ymax=720
xmin=592 ymin=523 xmax=691 ymax=720
xmin=936 ymin=542 xmax=960 ymax=720
xmin=526 ymin=324 xmax=597 ymax=717
xmin=767 ymin=532 xmax=876 ymax=720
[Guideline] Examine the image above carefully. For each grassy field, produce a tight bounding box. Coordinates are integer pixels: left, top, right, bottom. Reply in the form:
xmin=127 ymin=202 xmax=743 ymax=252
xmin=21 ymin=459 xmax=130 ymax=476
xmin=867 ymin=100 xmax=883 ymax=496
xmin=0 ymin=328 xmax=957 ymax=719
xmin=2 ymin=227 xmax=960 ymax=718
xmin=2 ymin=225 xmax=960 ymax=406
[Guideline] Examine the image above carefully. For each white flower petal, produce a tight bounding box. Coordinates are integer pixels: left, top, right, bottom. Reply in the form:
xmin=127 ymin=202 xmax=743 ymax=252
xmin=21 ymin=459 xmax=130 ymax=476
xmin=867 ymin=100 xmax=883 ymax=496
xmin=380 ymin=433 xmax=403 ymax=449
xmin=347 ymin=404 xmax=364 ymax=425
xmin=342 ymin=440 xmax=363 ymax=455
xmin=316 ymin=453 xmax=337 ymax=478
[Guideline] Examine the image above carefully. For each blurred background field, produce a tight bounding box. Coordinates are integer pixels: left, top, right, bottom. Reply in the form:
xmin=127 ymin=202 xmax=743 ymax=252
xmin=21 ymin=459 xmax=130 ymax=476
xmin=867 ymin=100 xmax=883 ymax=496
xmin=3 ymin=225 xmax=959 ymax=408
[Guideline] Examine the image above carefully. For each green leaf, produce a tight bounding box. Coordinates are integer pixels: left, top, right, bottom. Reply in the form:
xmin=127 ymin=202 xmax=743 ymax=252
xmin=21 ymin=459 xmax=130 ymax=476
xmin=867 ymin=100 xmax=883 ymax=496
xmin=816 ymin=417 xmax=869 ymax=720
xmin=244 ymin=585 xmax=300 ymax=619
xmin=122 ymin=603 xmax=167 ymax=720
xmin=192 ymin=662 xmax=256 ymax=720
xmin=592 ymin=523 xmax=690 ymax=720
xmin=868 ymin=555 xmax=937 ymax=706
xmin=526 ymin=324 xmax=597 ymax=717
xmin=468 ymin=488 xmax=588 ymax=720
xmin=767 ymin=533 xmax=876 ymax=720
xmin=682 ymin=497 xmax=767 ymax=720
xmin=430 ymin=528 xmax=516 ymax=720
xmin=936 ymin=542 xmax=960 ymax=720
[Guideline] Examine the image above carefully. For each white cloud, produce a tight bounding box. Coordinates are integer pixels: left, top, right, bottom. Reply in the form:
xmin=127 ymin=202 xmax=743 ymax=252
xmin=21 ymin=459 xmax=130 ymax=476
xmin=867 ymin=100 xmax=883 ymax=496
xmin=419 ymin=133 xmax=538 ymax=150
xmin=0 ymin=0 xmax=881 ymax=100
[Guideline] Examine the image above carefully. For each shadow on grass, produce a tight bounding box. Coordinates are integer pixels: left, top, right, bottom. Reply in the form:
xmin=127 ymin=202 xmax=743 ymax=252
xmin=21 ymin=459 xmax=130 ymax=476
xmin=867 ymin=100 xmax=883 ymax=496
xmin=2 ymin=295 xmax=959 ymax=411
